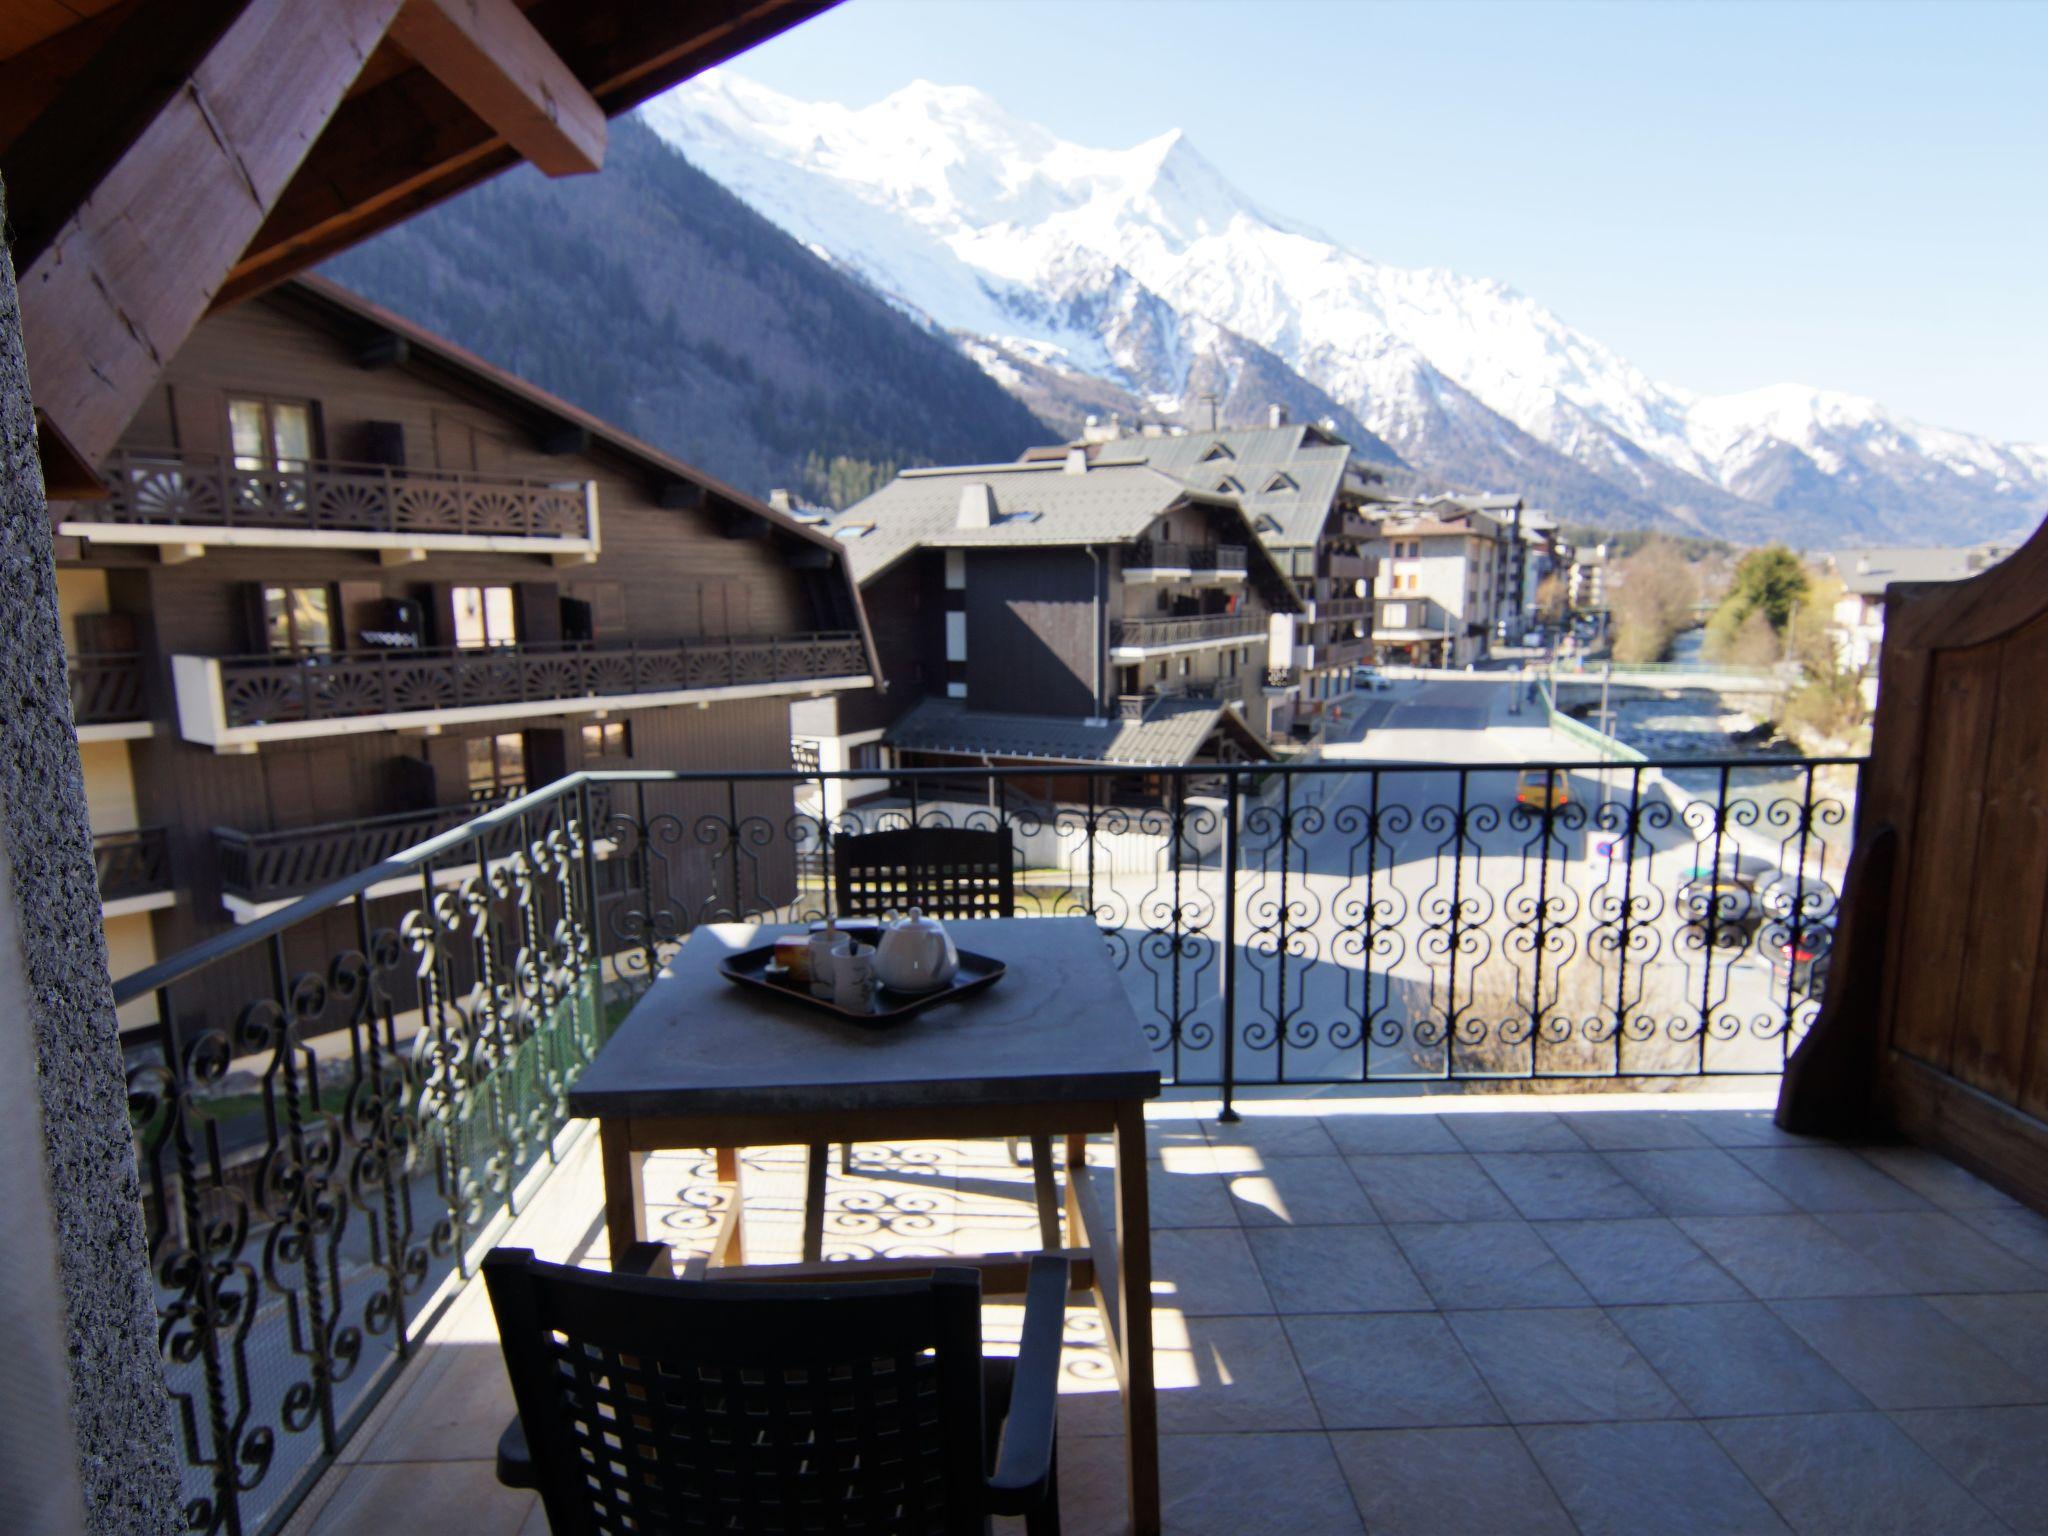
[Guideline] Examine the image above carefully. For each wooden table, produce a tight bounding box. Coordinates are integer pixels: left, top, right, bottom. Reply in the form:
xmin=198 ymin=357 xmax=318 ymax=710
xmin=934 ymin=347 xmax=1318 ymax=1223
xmin=567 ymin=915 xmax=1165 ymax=1534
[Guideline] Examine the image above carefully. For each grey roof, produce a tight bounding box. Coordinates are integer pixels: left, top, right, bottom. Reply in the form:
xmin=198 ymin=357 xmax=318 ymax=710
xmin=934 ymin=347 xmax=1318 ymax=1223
xmin=1829 ymin=543 xmax=2016 ymax=596
xmin=826 ymin=459 xmax=1300 ymax=609
xmin=883 ymin=695 xmax=1262 ymax=767
xmin=1085 ymin=424 xmax=1353 ymax=552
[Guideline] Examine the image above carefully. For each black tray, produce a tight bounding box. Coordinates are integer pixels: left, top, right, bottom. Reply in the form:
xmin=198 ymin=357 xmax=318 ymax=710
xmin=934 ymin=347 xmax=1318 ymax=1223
xmin=718 ymin=944 xmax=1005 ymax=1027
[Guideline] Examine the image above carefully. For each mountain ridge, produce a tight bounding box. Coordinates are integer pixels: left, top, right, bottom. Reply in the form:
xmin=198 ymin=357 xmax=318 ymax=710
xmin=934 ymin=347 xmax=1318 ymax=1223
xmin=643 ymin=71 xmax=2048 ymax=547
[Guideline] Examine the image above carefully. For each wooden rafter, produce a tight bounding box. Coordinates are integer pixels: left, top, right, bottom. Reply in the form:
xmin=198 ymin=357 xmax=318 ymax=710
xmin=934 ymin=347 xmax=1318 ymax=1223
xmin=387 ymin=0 xmax=604 ymax=177
xmin=214 ymin=0 xmax=835 ymax=307
xmin=16 ymin=0 xmax=405 ymax=469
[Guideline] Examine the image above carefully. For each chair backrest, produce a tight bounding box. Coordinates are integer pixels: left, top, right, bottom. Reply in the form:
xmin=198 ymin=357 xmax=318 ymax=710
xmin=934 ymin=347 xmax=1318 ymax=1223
xmin=484 ymin=1250 xmax=991 ymax=1535
xmin=834 ymin=825 xmax=1015 ymax=920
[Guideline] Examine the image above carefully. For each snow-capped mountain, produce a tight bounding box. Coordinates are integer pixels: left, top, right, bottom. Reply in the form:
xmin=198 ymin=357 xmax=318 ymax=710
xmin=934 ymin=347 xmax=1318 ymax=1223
xmin=641 ymin=73 xmax=2048 ymax=546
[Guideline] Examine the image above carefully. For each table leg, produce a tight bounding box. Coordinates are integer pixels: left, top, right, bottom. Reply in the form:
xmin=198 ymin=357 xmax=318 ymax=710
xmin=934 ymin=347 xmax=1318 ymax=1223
xmin=711 ymin=1146 xmax=747 ymax=1268
xmin=1114 ymin=1101 xmax=1158 ymax=1535
xmin=600 ymin=1118 xmax=646 ymax=1263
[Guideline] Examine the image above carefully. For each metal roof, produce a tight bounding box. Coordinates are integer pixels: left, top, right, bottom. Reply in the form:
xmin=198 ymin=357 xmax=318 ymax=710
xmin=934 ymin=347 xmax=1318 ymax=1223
xmin=883 ymin=695 xmax=1267 ymax=767
xmin=1083 ymin=424 xmax=1355 ymax=553
xmin=1828 ymin=543 xmax=2016 ymax=596
xmin=828 ymin=460 xmax=1301 ymax=608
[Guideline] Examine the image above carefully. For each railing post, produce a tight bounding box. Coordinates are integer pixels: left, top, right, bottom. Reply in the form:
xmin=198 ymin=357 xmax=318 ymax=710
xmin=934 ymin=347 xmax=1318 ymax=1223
xmin=1219 ymin=767 xmax=1240 ymax=1123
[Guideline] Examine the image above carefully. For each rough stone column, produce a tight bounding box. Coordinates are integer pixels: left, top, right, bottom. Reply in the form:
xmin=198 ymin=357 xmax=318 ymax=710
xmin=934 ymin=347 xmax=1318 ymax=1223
xmin=0 ymin=183 xmax=182 ymax=1534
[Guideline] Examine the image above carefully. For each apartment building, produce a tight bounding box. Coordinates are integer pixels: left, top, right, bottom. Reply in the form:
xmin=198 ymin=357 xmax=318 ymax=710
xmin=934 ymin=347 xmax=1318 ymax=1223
xmin=55 ymin=277 xmax=874 ymax=1017
xmin=1366 ymin=500 xmax=1508 ymax=667
xmin=792 ymin=452 xmax=1300 ymax=810
xmin=1045 ymin=411 xmax=1386 ymax=726
xmin=1825 ymin=540 xmax=2017 ymax=684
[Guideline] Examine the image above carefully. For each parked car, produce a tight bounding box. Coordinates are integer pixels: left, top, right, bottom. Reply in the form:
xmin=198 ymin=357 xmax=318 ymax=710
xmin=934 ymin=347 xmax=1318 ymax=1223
xmin=1514 ymin=768 xmax=1571 ymax=814
xmin=1673 ymin=852 xmax=1771 ymax=945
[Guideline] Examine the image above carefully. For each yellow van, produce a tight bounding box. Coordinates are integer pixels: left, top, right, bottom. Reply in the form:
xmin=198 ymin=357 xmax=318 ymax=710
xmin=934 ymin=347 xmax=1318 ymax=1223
xmin=1515 ymin=768 xmax=1571 ymax=813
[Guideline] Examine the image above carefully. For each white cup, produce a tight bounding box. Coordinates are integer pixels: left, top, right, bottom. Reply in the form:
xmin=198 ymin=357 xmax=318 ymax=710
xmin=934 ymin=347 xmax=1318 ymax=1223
xmin=831 ymin=941 xmax=877 ymax=1013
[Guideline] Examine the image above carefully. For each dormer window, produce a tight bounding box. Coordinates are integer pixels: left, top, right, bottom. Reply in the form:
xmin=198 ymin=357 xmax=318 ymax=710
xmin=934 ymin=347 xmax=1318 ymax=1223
xmin=1263 ymin=472 xmax=1297 ymax=494
xmin=1216 ymin=475 xmax=1244 ymax=495
xmin=1254 ymin=515 xmax=1282 ymax=535
xmin=1201 ymin=442 xmax=1235 ymax=462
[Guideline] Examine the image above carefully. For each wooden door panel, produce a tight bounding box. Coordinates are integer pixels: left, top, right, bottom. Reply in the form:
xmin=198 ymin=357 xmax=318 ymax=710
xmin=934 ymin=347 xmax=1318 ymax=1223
xmin=1889 ymin=645 xmax=2000 ymax=1070
xmin=1953 ymin=616 xmax=2048 ymax=1104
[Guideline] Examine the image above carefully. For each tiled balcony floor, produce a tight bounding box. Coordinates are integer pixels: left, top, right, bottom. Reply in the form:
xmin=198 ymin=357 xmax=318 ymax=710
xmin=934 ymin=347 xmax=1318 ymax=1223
xmin=285 ymin=1092 xmax=2048 ymax=1536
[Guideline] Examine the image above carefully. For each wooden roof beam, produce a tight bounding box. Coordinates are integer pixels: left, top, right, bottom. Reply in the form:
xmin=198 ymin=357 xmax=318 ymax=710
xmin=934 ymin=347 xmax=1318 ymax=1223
xmin=386 ymin=0 xmax=604 ymax=178
xmin=18 ymin=0 xmax=405 ymax=469
xmin=214 ymin=0 xmax=835 ymax=308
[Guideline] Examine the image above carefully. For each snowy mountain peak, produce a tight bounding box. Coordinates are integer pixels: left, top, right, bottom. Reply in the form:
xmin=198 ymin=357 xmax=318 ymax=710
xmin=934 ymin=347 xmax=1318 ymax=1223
xmin=641 ymin=73 xmax=2048 ymax=546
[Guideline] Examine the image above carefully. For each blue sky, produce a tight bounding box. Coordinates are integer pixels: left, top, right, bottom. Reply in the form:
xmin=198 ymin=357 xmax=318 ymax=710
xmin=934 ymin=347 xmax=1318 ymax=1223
xmin=725 ymin=0 xmax=2048 ymax=443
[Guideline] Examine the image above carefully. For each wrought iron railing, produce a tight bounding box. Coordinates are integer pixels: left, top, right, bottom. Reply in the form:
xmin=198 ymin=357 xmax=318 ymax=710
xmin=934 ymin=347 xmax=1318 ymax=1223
xmin=1109 ymin=613 xmax=1265 ymax=649
xmin=71 ymin=651 xmax=147 ymax=724
xmin=74 ymin=449 xmax=593 ymax=542
xmin=95 ymin=826 xmax=170 ymax=901
xmin=216 ymin=801 xmax=546 ymax=903
xmin=1264 ymin=665 xmax=1300 ymax=690
xmin=207 ymin=632 xmax=868 ymax=729
xmin=114 ymin=754 xmax=1862 ymax=1533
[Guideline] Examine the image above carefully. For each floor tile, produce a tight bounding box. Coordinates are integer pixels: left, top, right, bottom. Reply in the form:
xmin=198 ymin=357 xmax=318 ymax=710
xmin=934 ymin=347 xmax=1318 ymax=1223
xmin=1892 ymin=1405 xmax=2048 ymax=1535
xmin=353 ymin=1343 xmax=516 ymax=1465
xmin=1523 ymin=1421 xmax=1792 ymax=1536
xmin=1203 ymin=1115 xmax=1340 ymax=1158
xmin=1247 ymin=1224 xmax=1431 ymax=1314
xmin=305 ymin=1460 xmax=534 ymax=1536
xmin=1960 ymin=1205 xmax=2048 ymax=1272
xmin=1770 ymin=1296 xmax=2039 ymax=1408
xmin=1348 ymin=1152 xmax=1518 ymax=1222
xmin=1058 ymin=1314 xmax=1322 ymax=1436
xmin=1685 ymin=1109 xmax=1819 ymax=1148
xmin=1055 ymin=1431 xmax=1365 ymax=1535
xmin=1537 ymin=1217 xmax=1749 ymax=1305
xmin=1606 ymin=1148 xmax=1797 ymax=1216
xmin=1855 ymin=1145 xmax=2019 ymax=1211
xmin=1476 ymin=1150 xmax=1658 ymax=1219
xmin=1675 ymin=1214 xmax=1901 ymax=1297
xmin=1321 ymin=1112 xmax=1465 ymax=1155
xmin=1446 ymin=1307 xmax=1684 ymax=1422
xmin=1709 ymin=1412 xmax=2008 ymax=1536
xmin=1563 ymin=1109 xmax=1713 ymax=1150
xmin=1150 ymin=1227 xmax=1275 ymax=1315
xmin=1729 ymin=1148 xmax=1931 ymax=1212
xmin=1815 ymin=1210 xmax=2046 ymax=1293
xmin=1328 ymin=1427 xmax=1575 ymax=1536
xmin=1283 ymin=1312 xmax=1504 ymax=1429
xmin=1440 ymin=1110 xmax=1588 ymax=1152
xmin=1147 ymin=1156 xmax=1242 ymax=1229
xmin=1926 ymin=1293 xmax=2048 ymax=1394
xmin=1608 ymin=1301 xmax=1868 ymax=1416
xmin=1389 ymin=1220 xmax=1593 ymax=1310
xmin=1226 ymin=1154 xmax=1380 ymax=1228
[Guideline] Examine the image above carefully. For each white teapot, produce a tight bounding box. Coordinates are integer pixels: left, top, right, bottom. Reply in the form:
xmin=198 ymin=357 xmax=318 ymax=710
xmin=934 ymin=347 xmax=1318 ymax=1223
xmin=872 ymin=908 xmax=959 ymax=993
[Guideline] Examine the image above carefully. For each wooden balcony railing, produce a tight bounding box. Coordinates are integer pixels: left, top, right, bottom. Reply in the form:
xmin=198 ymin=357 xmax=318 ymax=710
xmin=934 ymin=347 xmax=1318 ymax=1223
xmin=200 ymin=632 xmax=868 ymax=733
xmin=1320 ymin=596 xmax=1368 ymax=621
xmin=95 ymin=827 xmax=170 ymax=903
xmin=69 ymin=449 xmax=595 ymax=545
xmin=70 ymin=652 xmax=147 ymax=724
xmin=1109 ymin=613 xmax=1264 ymax=650
xmin=214 ymin=799 xmax=564 ymax=904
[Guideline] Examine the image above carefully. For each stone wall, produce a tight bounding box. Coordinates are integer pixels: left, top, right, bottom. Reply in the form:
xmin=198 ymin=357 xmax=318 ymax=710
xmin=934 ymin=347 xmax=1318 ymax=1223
xmin=0 ymin=182 xmax=181 ymax=1534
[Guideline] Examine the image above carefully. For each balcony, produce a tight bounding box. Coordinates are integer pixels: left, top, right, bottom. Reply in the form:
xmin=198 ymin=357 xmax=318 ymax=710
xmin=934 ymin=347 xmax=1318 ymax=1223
xmin=69 ymin=651 xmax=151 ymax=740
xmin=121 ymin=755 xmax=2048 ymax=1536
xmin=57 ymin=449 xmax=599 ymax=561
xmin=1123 ymin=539 xmax=1248 ymax=583
xmin=1317 ymin=595 xmax=1368 ymax=622
xmin=1109 ymin=611 xmax=1264 ymax=657
xmin=171 ymin=631 xmax=871 ymax=749
xmin=1263 ymin=664 xmax=1300 ymax=693
xmin=94 ymin=826 xmax=171 ymax=915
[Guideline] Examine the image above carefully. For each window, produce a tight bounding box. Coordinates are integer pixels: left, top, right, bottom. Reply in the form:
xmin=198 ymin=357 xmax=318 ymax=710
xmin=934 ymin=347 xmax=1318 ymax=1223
xmin=581 ymin=721 xmax=630 ymax=759
xmin=261 ymin=584 xmax=333 ymax=655
xmin=1178 ymin=655 xmax=1191 ymax=676
xmin=229 ymin=396 xmax=315 ymax=473
xmin=467 ymin=732 xmax=526 ymax=801
xmin=1201 ymin=441 xmax=1235 ymax=462
xmin=452 ymin=585 xmax=517 ymax=649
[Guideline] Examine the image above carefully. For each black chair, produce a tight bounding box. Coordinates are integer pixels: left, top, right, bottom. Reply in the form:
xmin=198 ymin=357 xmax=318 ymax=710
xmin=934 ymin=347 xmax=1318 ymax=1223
xmin=486 ymin=1243 xmax=1066 ymax=1535
xmin=820 ymin=825 xmax=1056 ymax=1258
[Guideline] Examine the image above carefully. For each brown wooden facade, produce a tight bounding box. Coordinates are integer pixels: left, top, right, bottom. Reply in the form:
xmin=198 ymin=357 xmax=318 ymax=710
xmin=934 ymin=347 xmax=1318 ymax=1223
xmin=55 ymin=278 xmax=874 ymax=989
